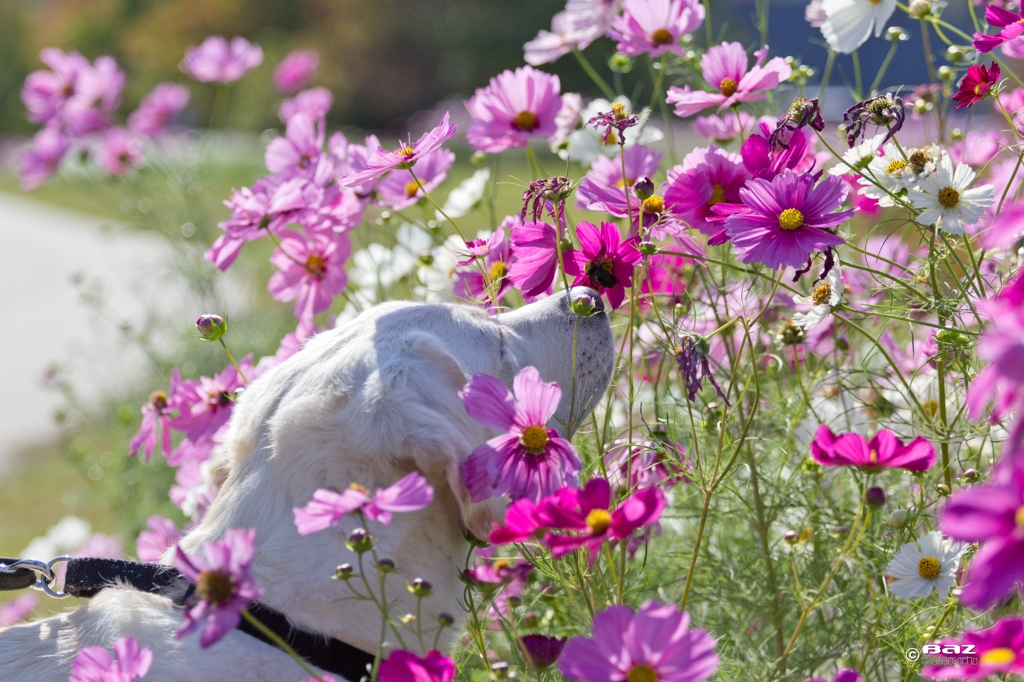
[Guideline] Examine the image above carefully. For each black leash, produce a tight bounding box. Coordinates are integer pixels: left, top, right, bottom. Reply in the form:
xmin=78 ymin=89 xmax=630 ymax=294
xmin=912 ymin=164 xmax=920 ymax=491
xmin=0 ymin=556 xmax=375 ymax=681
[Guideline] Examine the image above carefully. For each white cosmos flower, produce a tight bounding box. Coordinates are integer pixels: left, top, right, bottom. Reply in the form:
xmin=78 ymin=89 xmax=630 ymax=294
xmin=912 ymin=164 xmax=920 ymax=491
xmin=820 ymin=0 xmax=897 ymax=54
xmin=886 ymin=531 xmax=965 ymax=600
xmin=829 ymin=133 xmax=885 ymax=177
xmin=909 ymin=156 xmax=996 ymax=235
xmin=793 ymin=260 xmax=843 ymax=329
xmin=439 ymin=168 xmax=491 ymax=220
xmin=415 ymin=234 xmax=461 ymax=302
xmin=859 ymin=144 xmax=940 ymax=207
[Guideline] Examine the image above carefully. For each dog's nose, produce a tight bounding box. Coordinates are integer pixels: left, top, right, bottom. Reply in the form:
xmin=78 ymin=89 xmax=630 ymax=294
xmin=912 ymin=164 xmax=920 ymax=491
xmin=567 ymin=286 xmax=605 ymax=313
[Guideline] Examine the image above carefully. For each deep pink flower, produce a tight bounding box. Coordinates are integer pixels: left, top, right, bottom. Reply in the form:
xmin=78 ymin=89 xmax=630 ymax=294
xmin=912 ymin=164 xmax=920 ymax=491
xmin=21 ymin=48 xmax=90 ymax=127
xmin=576 ymin=144 xmax=662 ymax=217
xmin=953 ymin=62 xmax=1001 ymax=109
xmin=741 ymin=124 xmax=816 ymax=181
xmin=379 ymin=650 xmax=456 ymax=682
xmin=341 ymin=111 xmax=455 ymax=187
xmin=983 ymin=201 xmax=1024 ymax=249
xmin=609 ymin=0 xmax=705 ymax=57
xmin=641 ymin=253 xmax=693 ymax=304
xmin=173 ymin=529 xmax=262 ymax=649
xmin=803 ymin=670 xmax=861 ymax=682
xmin=136 ymin=515 xmax=181 ymax=563
xmin=170 ymin=359 xmax=249 ymax=445
xmin=466 ymin=66 xmax=563 ymax=153
xmin=128 ymin=82 xmax=190 ymax=137
xmin=519 ymin=634 xmax=568 ymax=669
xmin=265 ymin=113 xmax=324 ymax=180
xmin=20 ymin=125 xmax=70 ymax=190
xmin=98 ymin=127 xmax=144 ymax=176
xmin=811 ymin=425 xmax=935 ymax=472
xmin=180 ymin=36 xmax=263 ymax=84
xmin=457 ymin=227 xmax=506 ymax=266
xmin=559 ymin=601 xmax=719 ymax=682
xmin=0 ymin=594 xmax=38 ymax=627
xmin=921 ymin=618 xmax=1024 ymax=679
xmin=950 ymin=130 xmax=1003 ymax=167
xmin=375 ymin=147 xmax=455 ymax=210
xmin=974 ymin=5 xmax=1024 ymax=53
xmin=69 ymin=636 xmax=152 ymax=682
xmin=489 ymin=486 xmax=581 ymax=544
xmin=667 ymin=43 xmax=791 ymax=117
xmin=564 ymin=221 xmax=642 ymax=310
xmin=459 ymin=366 xmax=580 ymax=502
xmin=364 ymin=472 xmax=435 ymax=524
xmin=293 ymin=472 xmax=434 ymax=534
xmin=129 ymin=370 xmax=180 ymax=461
xmin=721 ymin=169 xmax=849 ymax=269
xmin=268 ymin=229 xmax=351 ymax=327
xmin=279 ymin=87 xmax=333 ymax=125
xmin=273 ymin=49 xmax=319 ymax=93
xmin=508 ymin=220 xmax=560 ymax=300
xmin=967 ymin=274 xmax=1024 ymax=423
xmin=664 ymin=145 xmax=747 ymax=237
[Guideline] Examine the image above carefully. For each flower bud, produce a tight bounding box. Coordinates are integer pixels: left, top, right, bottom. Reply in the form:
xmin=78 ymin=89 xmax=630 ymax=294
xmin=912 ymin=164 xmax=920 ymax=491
xmin=887 ymin=509 xmax=909 ymax=528
xmin=195 ymin=314 xmax=227 ymax=342
xmin=866 ymin=486 xmax=887 ymax=508
xmin=633 ymin=176 xmax=655 ymax=200
xmin=400 ymin=613 xmax=416 ymax=624
xmin=783 ymin=530 xmax=800 ymax=545
xmin=438 ymin=612 xmax=455 ymax=627
xmin=938 ymin=65 xmax=956 ymax=82
xmin=417 ymin=251 xmax=435 ymax=267
xmin=833 ymin=525 xmax=850 ymax=537
xmin=346 ymin=528 xmax=375 ymax=553
xmin=936 ymin=483 xmax=951 ymax=496
xmin=637 ymin=240 xmax=658 ymax=256
xmin=377 ymin=558 xmax=396 ymax=572
xmin=491 ymin=661 xmax=510 ymax=678
xmin=472 ymin=151 xmax=488 ymax=166
xmin=335 ymin=563 xmax=355 ymax=580
xmin=379 ymin=210 xmax=393 ymax=222
xmin=887 ymin=26 xmax=908 ymax=42
xmin=908 ymin=0 xmax=931 ymax=17
xmin=408 ymin=578 xmax=433 ymax=597
xmin=559 ymin=237 xmax=574 ymax=254
xmin=945 ymin=46 xmax=965 ymax=62
xmin=608 ymin=52 xmax=634 ymax=73
xmin=962 ymin=468 xmax=980 ymax=482
xmin=570 ymin=292 xmax=599 ymax=318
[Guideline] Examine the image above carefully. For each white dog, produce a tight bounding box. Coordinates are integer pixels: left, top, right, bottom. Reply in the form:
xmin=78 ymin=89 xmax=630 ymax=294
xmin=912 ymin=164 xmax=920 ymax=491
xmin=0 ymin=287 xmax=614 ymax=681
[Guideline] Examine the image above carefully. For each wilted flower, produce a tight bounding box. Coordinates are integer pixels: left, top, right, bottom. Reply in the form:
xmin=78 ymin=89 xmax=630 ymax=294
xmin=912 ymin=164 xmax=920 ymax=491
xmin=674 ymin=332 xmax=728 ymax=404
xmin=587 ymin=102 xmax=639 ymax=145
xmin=769 ymin=97 xmax=824 ymax=148
xmin=522 ymin=175 xmax=573 ymax=222
xmin=842 ymin=94 xmax=905 ymax=148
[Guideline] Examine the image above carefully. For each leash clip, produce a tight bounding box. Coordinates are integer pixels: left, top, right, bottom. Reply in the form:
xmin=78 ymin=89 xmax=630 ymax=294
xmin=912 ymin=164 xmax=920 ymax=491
xmin=0 ymin=556 xmax=72 ymax=598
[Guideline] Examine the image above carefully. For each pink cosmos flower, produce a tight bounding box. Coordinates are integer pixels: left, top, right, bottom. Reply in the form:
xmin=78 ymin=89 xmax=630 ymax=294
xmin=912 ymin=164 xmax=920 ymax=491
xmin=609 ymin=0 xmax=705 ymax=57
xmin=525 ymin=10 xmax=604 ymax=66
xmin=693 ymin=111 xmax=757 ymax=143
xmin=741 ymin=124 xmax=816 ymax=181
xmin=974 ymin=5 xmax=1024 ymax=53
xmin=69 ymin=636 xmax=152 ymax=682
xmin=950 ymin=130 xmax=1003 ymax=167
xmin=667 ymin=43 xmax=791 ymax=117
xmin=558 ymin=601 xmax=719 ymax=682
xmin=379 ymin=650 xmax=456 ymax=682
xmin=170 ymin=359 xmax=249 ymax=445
xmin=455 ymin=229 xmax=514 ymax=308
xmin=128 ymin=82 xmax=190 ymax=137
xmin=341 ymin=111 xmax=456 ymax=187
xmin=967 ymin=274 xmax=1024 ymax=423
xmin=641 ymin=252 xmax=695 ymax=305
xmin=173 ymin=529 xmax=262 ymax=649
xmin=375 ymin=147 xmax=456 ymax=211
xmin=273 ymin=49 xmax=319 ymax=93
xmin=920 ymin=618 xmax=1024 ymax=679
xmin=605 ymin=439 xmax=690 ymax=491
xmin=457 ymin=227 xmax=506 ymax=266
xmin=466 ymin=66 xmax=563 ymax=153
xmin=60 ymin=55 xmax=125 ymax=136
xmin=20 ymin=125 xmax=70 ymax=190
xmin=180 ymin=36 xmax=263 ymax=84
xmin=129 ymin=370 xmax=180 ymax=461
xmin=508 ymin=220 xmax=560 ymax=300
xmin=268 ymin=229 xmax=351 ymax=328
xmin=720 ymin=169 xmax=850 ymax=269
xmin=136 ymin=515 xmax=181 ymax=563
xmin=459 ymin=366 xmax=580 ymax=503
xmin=98 ymin=127 xmax=144 ymax=176
xmin=293 ymin=472 xmax=434 ymax=534
xmin=0 ymin=594 xmax=38 ymax=627
xmin=983 ymin=201 xmax=1024 ymax=249
xmin=21 ymin=48 xmax=90 ymax=127
xmin=563 ymin=221 xmax=642 ymax=310
xmin=664 ymin=145 xmax=747 ymax=237
xmin=265 ymin=113 xmax=324 ymax=180
xmin=279 ymin=87 xmax=333 ymax=125
xmin=811 ymin=425 xmax=936 ymax=472
xmin=576 ymin=144 xmax=662 ymax=216
xmin=803 ymin=671 xmax=860 ymax=682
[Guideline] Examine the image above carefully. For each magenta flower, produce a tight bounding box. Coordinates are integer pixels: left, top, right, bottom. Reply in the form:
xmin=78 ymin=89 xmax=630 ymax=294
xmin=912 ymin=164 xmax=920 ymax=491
xmin=642 ymin=252 xmax=696 ymax=304
xmin=273 ymin=49 xmax=319 ymax=93
xmin=457 ymin=227 xmax=507 ymax=266
xmin=951 ymin=130 xmax=1003 ymax=168
xmin=983 ymin=201 xmax=1024 ymax=249
xmin=59 ymin=55 xmax=125 ymax=136
xmin=519 ymin=634 xmax=568 ymax=669
xmin=279 ymin=87 xmax=334 ymax=125
xmin=811 ymin=425 xmax=935 ymax=472
xmin=69 ymin=636 xmax=152 ymax=682
xmin=564 ymin=221 xmax=642 ymax=310
xmin=170 ymin=359 xmax=248 ymax=444
xmin=921 ymin=618 xmax=1024 ymax=680
xmin=974 ymin=5 xmax=1024 ymax=53
xmin=340 ymin=111 xmax=456 ymax=187
xmin=967 ymin=274 xmax=1024 ymax=423
xmin=508 ymin=220 xmax=560 ymax=300
xmin=741 ymin=124 xmax=815 ymax=181
xmin=456 ymin=229 xmax=514 ymax=308
xmin=721 ymin=169 xmax=849 ymax=269
xmin=173 ymin=529 xmax=262 ymax=649
xmin=363 ymin=472 xmax=435 ymax=524
xmin=664 ymin=145 xmax=747 ymax=237
xmin=180 ymin=36 xmax=263 ymax=84
xmin=20 ymin=125 xmax=70 ymax=190
xmin=375 ymin=147 xmax=456 ymax=210
xmin=268 ymin=229 xmax=351 ymax=327
xmin=136 ymin=515 xmax=181 ymax=563
xmin=128 ymin=82 xmax=190 ymax=137
xmin=559 ymin=601 xmax=719 ymax=682
xmin=576 ymin=144 xmax=662 ymax=217
xmin=265 ymin=113 xmax=324 ymax=180
xmin=803 ymin=671 xmax=861 ymax=682
xmin=129 ymin=370 xmax=180 ymax=461
xmin=293 ymin=472 xmax=434 ymax=534
xmin=953 ymin=62 xmax=1001 ymax=109
xmin=98 ymin=127 xmax=144 ymax=177
xmin=379 ymin=650 xmax=456 ymax=682
xmin=466 ymin=66 xmax=563 ymax=154
xmin=940 ymin=462 xmax=1024 ymax=609
xmin=0 ymin=593 xmax=37 ymax=628
xmin=459 ymin=366 xmax=580 ymax=503
xmin=609 ymin=0 xmax=705 ymax=57
xmin=21 ymin=48 xmax=90 ymax=127
xmin=667 ymin=43 xmax=791 ymax=117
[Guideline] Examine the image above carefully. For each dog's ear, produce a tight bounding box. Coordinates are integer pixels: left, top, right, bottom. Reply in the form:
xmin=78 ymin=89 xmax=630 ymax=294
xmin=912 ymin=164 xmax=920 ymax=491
xmin=392 ymin=333 xmax=507 ymax=540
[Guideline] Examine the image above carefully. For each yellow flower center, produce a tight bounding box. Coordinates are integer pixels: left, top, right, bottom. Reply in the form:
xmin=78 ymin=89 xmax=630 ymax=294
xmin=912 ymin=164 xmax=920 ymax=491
xmin=305 ymin=253 xmax=326 ymax=277
xmin=585 ymin=509 xmax=612 ymax=534
xmin=650 ymin=28 xmax=674 ymax=46
xmin=349 ymin=483 xmax=370 ymax=495
xmin=196 ymin=569 xmax=235 ymax=605
xmin=611 ymin=102 xmax=629 ymax=120
xmin=869 ymin=449 xmax=878 ymax=464
xmin=397 ymin=145 xmax=415 ymax=158
xmin=938 ymin=186 xmax=960 ymax=209
xmin=605 ymin=131 xmax=619 ymax=145
xmin=489 ymin=260 xmax=509 ymax=281
xmin=149 ymin=390 xmax=168 ymax=411
xmin=1015 ymin=505 xmax=1024 ymax=530
xmin=708 ymin=184 xmax=725 ymax=207
xmin=778 ymin=208 xmax=805 ymax=230
xmin=886 ymin=159 xmax=907 ymax=175
xmin=642 ymin=196 xmax=665 ymax=215
xmin=626 ymin=663 xmax=659 ymax=682
xmin=980 ymin=648 xmax=1016 ymax=666
xmin=514 ymin=110 xmax=538 ymax=132
xmin=404 ymin=181 xmax=421 ymax=198
xmin=917 ymin=556 xmax=941 ymax=580
xmin=520 ymin=424 xmax=549 ymax=454
xmin=811 ymin=283 xmax=832 ymax=306
xmin=616 ymin=177 xmax=635 ymax=188
xmin=719 ymin=77 xmax=738 ymax=97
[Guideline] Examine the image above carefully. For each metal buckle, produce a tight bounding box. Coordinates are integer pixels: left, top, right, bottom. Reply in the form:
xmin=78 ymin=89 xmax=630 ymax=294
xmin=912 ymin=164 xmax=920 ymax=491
xmin=0 ymin=556 xmax=72 ymax=598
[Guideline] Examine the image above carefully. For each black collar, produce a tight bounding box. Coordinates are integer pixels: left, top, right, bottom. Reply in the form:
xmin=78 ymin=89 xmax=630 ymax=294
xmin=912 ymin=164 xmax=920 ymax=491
xmin=2 ymin=556 xmax=375 ymax=682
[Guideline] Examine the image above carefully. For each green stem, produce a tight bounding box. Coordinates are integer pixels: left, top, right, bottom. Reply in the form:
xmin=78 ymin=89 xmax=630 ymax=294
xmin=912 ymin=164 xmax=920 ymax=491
xmin=852 ymin=50 xmax=863 ymax=101
xmin=219 ymin=338 xmax=248 ymax=384
xmin=572 ymin=48 xmax=616 ymax=100
xmin=869 ymin=41 xmax=900 ymax=95
xmin=241 ymin=610 xmax=328 ymax=681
